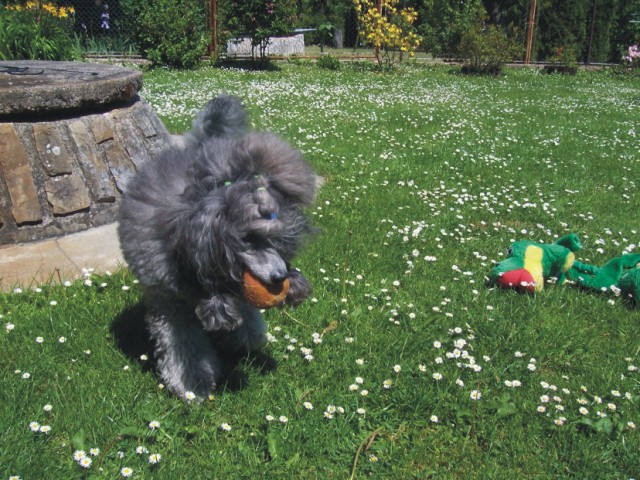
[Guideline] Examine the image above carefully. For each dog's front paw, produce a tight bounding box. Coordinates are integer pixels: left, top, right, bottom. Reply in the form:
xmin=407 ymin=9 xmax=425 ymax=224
xmin=196 ymin=294 xmax=243 ymax=332
xmin=159 ymin=353 xmax=220 ymax=401
xmin=285 ymin=269 xmax=312 ymax=306
xmin=214 ymin=307 xmax=268 ymax=354
xmin=146 ymin=306 xmax=222 ymax=399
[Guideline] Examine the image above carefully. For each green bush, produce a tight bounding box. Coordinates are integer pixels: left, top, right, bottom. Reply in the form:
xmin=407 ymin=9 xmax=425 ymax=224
xmin=136 ymin=0 xmax=208 ymax=69
xmin=417 ymin=0 xmax=485 ymax=60
xmin=458 ymin=23 xmax=522 ymax=76
xmin=317 ymin=54 xmax=340 ymax=70
xmin=543 ymin=45 xmax=579 ymax=75
xmin=0 ymin=2 xmax=79 ymax=61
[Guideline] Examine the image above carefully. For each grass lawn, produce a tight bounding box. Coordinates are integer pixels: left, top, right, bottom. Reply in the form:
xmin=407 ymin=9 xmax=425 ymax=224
xmin=1 ymin=62 xmax=639 ymax=479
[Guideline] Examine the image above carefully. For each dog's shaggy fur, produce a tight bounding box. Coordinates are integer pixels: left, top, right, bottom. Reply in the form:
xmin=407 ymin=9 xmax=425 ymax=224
xmin=118 ymin=96 xmax=319 ymax=398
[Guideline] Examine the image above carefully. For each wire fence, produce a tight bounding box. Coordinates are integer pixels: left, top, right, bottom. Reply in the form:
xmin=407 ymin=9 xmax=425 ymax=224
xmin=69 ymin=0 xmax=139 ymax=55
xmin=68 ymin=0 xmax=363 ymax=58
xmin=4 ymin=1 xmax=635 ymax=63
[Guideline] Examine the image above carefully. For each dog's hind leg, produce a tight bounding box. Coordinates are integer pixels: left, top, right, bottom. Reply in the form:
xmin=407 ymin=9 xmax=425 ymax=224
xmin=146 ymin=296 xmax=222 ymax=399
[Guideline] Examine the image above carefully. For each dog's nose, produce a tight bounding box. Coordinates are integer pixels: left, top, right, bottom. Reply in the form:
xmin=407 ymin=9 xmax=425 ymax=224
xmin=259 ymin=205 xmax=278 ymax=220
xmin=270 ymin=271 xmax=289 ymax=284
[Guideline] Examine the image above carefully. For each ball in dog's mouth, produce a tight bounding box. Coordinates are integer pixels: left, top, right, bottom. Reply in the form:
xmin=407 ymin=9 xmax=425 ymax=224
xmin=242 ymin=269 xmax=290 ymax=308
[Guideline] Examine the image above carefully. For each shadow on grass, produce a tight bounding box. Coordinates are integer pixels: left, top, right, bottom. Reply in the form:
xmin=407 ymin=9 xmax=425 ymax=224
xmin=214 ymin=58 xmax=282 ymax=72
xmin=110 ymin=303 xmax=155 ymax=370
xmin=109 ymin=303 xmax=278 ymax=393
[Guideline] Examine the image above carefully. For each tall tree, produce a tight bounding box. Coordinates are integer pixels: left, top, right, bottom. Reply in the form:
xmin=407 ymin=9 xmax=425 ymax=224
xmin=536 ymin=0 xmax=590 ymax=61
xmin=418 ymin=0 xmax=485 ymax=58
xmin=296 ymin=0 xmax=355 ymax=46
xmin=483 ymin=0 xmax=528 ymax=28
xmin=585 ymin=0 xmax=617 ymax=63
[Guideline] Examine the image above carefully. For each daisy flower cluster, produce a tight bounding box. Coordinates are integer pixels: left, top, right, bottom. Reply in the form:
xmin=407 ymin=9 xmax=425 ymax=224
xmin=421 ymin=324 xmax=487 ymax=392
xmin=66 ymin=420 xmax=163 ymax=474
xmin=534 ymin=361 xmax=638 ymax=430
xmin=265 ymin=326 xmax=324 ymax=363
xmin=28 ymin=421 xmax=51 ymax=434
xmin=323 ymin=404 xmax=346 ymax=419
xmin=27 ymin=403 xmax=55 ymax=436
xmin=134 ymin=445 xmax=162 ymax=464
xmin=262 ymin=415 xmax=289 ymax=424
xmin=72 ymin=448 xmax=100 ymax=469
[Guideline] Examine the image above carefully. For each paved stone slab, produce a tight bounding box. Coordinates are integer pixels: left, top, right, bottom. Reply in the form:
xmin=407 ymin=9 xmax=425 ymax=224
xmin=0 ymin=222 xmax=124 ymax=290
xmin=0 ymin=123 xmax=43 ymax=224
xmin=0 ymin=60 xmax=142 ymax=118
xmin=102 ymin=138 xmax=136 ymax=192
xmin=89 ymin=114 xmax=115 ymax=143
xmin=33 ymin=122 xmax=73 ymax=176
xmin=68 ymin=119 xmax=117 ymax=203
xmin=44 ymin=174 xmax=91 ymax=215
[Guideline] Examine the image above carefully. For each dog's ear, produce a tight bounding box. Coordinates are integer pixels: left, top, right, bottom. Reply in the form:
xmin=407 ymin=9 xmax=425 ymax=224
xmin=181 ymin=198 xmax=243 ymax=284
xmin=284 ymin=269 xmax=312 ymax=306
xmin=239 ymin=133 xmax=320 ymax=206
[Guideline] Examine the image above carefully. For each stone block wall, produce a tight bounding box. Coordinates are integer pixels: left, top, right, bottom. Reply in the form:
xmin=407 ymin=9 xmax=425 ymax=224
xmin=226 ymin=34 xmax=305 ymax=57
xmin=0 ymin=99 xmax=170 ymax=244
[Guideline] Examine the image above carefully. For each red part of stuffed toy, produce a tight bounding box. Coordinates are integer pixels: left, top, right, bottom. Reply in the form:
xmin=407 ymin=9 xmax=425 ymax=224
xmin=495 ymin=269 xmax=536 ymax=294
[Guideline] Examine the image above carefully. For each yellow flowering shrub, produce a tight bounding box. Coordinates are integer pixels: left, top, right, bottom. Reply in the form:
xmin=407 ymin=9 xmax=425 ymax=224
xmin=6 ymin=1 xmax=75 ymax=19
xmin=1 ymin=0 xmax=77 ymax=60
xmin=354 ymin=0 xmax=421 ymax=68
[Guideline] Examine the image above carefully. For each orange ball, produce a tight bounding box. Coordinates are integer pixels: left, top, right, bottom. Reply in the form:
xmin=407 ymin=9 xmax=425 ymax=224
xmin=242 ymin=269 xmax=290 ymax=309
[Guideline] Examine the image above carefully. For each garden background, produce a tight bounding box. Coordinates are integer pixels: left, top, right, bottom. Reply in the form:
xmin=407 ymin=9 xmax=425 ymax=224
xmin=1 ymin=0 xmax=639 ymax=68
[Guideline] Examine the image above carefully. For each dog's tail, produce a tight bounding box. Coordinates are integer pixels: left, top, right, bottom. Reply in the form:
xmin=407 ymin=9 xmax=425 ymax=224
xmin=185 ymin=95 xmax=248 ymax=144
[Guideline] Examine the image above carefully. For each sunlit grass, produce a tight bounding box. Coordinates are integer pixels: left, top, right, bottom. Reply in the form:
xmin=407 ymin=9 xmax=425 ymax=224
xmin=1 ymin=63 xmax=638 ymax=478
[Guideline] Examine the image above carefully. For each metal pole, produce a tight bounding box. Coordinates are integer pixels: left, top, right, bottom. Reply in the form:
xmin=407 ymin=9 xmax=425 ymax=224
xmin=525 ymin=0 xmax=537 ymax=64
xmin=376 ymin=0 xmax=382 ymax=61
xmin=586 ymin=0 xmax=597 ymax=65
xmin=213 ymin=0 xmax=218 ymax=61
xmin=208 ymin=0 xmax=218 ymax=60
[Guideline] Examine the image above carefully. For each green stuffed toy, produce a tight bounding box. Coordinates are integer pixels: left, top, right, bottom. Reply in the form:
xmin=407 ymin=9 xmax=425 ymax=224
xmin=490 ymin=233 xmax=640 ymax=306
xmin=570 ymin=253 xmax=640 ymax=306
xmin=619 ymin=269 xmax=640 ymax=306
xmin=489 ymin=233 xmax=582 ymax=293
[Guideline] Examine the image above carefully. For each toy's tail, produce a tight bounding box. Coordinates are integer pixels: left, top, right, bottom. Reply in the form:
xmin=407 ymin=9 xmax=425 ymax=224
xmin=619 ymin=268 xmax=640 ymax=306
xmin=597 ymin=254 xmax=640 ymax=276
xmin=570 ymin=260 xmax=599 ymax=276
xmin=614 ymin=253 xmax=640 ymax=270
xmin=570 ymin=254 xmax=640 ymax=291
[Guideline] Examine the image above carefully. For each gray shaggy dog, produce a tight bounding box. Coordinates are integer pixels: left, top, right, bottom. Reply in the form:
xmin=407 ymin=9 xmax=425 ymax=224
xmin=118 ymin=96 xmax=319 ymax=399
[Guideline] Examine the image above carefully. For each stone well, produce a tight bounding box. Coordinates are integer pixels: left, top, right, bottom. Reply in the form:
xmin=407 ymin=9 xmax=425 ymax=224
xmin=0 ymin=60 xmax=171 ymax=287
